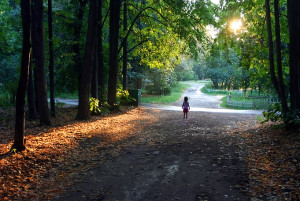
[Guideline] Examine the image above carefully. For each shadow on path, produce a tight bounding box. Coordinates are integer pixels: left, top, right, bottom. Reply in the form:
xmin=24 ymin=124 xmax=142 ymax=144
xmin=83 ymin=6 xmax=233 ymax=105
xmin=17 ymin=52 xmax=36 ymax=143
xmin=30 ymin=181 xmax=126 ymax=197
xmin=52 ymin=110 xmax=254 ymax=201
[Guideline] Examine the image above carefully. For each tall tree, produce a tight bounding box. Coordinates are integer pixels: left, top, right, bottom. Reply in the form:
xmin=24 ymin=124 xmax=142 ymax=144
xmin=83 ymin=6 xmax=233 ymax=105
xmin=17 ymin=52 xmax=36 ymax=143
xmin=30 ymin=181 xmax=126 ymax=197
xmin=274 ymin=0 xmax=288 ymax=117
xmin=48 ymin=0 xmax=55 ymax=117
xmin=27 ymin=64 xmax=38 ymax=120
xmin=97 ymin=0 xmax=105 ymax=99
xmin=31 ymin=0 xmax=51 ymax=125
xmin=122 ymin=0 xmax=128 ymax=90
xmin=288 ymin=0 xmax=300 ymax=112
xmin=91 ymin=44 xmax=99 ymax=99
xmin=72 ymin=0 xmax=88 ymax=84
xmin=265 ymin=0 xmax=279 ymax=94
xmin=76 ymin=0 xmax=99 ymax=120
xmin=12 ymin=0 xmax=31 ymax=151
xmin=107 ymin=0 xmax=121 ymax=106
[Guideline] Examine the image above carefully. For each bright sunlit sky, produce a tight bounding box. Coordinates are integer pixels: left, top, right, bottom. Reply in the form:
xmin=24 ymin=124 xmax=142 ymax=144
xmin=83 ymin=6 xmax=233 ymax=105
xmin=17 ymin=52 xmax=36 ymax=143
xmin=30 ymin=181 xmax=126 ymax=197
xmin=210 ymin=0 xmax=220 ymax=4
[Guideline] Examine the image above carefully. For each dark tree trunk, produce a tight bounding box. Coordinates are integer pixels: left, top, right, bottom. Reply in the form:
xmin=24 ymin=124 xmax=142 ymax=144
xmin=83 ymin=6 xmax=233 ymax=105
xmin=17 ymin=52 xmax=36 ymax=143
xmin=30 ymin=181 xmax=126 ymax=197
xmin=265 ymin=0 xmax=279 ymax=95
xmin=211 ymin=79 xmax=218 ymax=89
xmin=31 ymin=0 xmax=51 ymax=125
xmin=288 ymin=0 xmax=300 ymax=111
xmin=97 ymin=0 xmax=105 ymax=99
xmin=33 ymin=67 xmax=39 ymax=112
xmin=48 ymin=0 xmax=55 ymax=117
xmin=12 ymin=0 xmax=31 ymax=152
xmin=73 ymin=0 xmax=88 ymax=85
xmin=76 ymin=0 xmax=99 ymax=120
xmin=27 ymin=63 xmax=38 ymax=120
xmin=107 ymin=0 xmax=121 ymax=106
xmin=122 ymin=0 xmax=128 ymax=90
xmin=91 ymin=44 xmax=99 ymax=99
xmin=274 ymin=0 xmax=289 ymax=117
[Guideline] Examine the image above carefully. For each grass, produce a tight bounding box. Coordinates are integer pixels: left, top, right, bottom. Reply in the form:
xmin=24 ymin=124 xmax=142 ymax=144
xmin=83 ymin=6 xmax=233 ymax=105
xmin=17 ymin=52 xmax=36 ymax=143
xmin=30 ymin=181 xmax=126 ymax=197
xmin=220 ymin=96 xmax=254 ymax=110
xmin=54 ymin=91 xmax=78 ymax=99
xmin=141 ymin=82 xmax=191 ymax=104
xmin=201 ymin=85 xmax=229 ymax=96
xmin=202 ymin=83 xmax=272 ymax=110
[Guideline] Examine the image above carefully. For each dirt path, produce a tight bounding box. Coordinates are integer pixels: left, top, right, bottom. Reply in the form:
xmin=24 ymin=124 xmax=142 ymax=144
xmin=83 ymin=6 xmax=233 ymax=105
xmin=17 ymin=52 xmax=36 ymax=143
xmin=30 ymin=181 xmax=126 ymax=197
xmin=52 ymin=109 xmax=258 ymax=201
xmin=50 ymin=82 xmax=262 ymax=200
xmin=173 ymin=81 xmax=222 ymax=109
xmin=142 ymin=81 xmax=263 ymax=115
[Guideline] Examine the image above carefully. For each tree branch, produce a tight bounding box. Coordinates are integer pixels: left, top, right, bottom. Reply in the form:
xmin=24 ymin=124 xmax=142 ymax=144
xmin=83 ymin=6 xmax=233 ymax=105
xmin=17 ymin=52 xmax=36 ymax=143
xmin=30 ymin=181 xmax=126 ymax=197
xmin=118 ymin=5 xmax=170 ymax=54
xmin=118 ymin=39 xmax=149 ymax=62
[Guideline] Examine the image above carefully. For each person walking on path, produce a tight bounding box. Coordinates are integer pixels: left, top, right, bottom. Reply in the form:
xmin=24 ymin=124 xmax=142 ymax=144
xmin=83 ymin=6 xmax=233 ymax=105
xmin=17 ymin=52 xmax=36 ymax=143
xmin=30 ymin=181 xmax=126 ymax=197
xmin=182 ymin=96 xmax=190 ymax=118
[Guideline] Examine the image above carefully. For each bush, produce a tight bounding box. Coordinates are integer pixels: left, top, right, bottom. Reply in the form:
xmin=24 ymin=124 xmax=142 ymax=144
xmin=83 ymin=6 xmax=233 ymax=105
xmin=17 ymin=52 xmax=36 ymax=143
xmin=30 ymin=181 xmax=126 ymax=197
xmin=0 ymin=83 xmax=14 ymax=108
xmin=262 ymin=103 xmax=282 ymax=123
xmin=116 ymin=89 xmax=136 ymax=105
xmin=145 ymin=85 xmax=171 ymax=96
xmin=89 ymin=98 xmax=111 ymax=115
xmin=89 ymin=97 xmax=101 ymax=115
xmin=261 ymin=103 xmax=300 ymax=127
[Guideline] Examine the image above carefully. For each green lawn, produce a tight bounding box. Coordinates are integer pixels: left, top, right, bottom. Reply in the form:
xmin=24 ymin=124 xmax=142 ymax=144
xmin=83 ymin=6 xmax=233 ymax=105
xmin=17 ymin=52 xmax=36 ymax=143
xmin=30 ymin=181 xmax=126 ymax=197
xmin=202 ymin=84 xmax=273 ymax=110
xmin=54 ymin=91 xmax=78 ymax=99
xmin=141 ymin=82 xmax=191 ymax=104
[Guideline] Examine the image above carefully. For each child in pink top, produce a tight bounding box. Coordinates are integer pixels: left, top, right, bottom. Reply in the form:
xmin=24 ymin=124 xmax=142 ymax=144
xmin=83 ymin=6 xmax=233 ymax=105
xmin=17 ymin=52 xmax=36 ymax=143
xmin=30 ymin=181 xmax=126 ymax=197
xmin=182 ymin=96 xmax=190 ymax=118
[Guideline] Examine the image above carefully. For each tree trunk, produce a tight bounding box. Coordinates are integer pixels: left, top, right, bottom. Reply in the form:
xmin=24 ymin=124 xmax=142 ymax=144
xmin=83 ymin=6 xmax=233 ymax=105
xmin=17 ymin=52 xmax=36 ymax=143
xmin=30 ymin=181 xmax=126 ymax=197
xmin=265 ymin=0 xmax=279 ymax=95
xmin=97 ymin=0 xmax=105 ymax=100
xmin=288 ymin=0 xmax=300 ymax=112
xmin=12 ymin=0 xmax=31 ymax=152
xmin=122 ymin=0 xmax=128 ymax=90
xmin=33 ymin=67 xmax=39 ymax=112
xmin=274 ymin=0 xmax=289 ymax=117
xmin=48 ymin=0 xmax=55 ymax=117
xmin=27 ymin=63 xmax=38 ymax=120
xmin=107 ymin=0 xmax=121 ymax=106
xmin=211 ymin=79 xmax=218 ymax=89
xmin=73 ymin=0 xmax=88 ymax=85
xmin=91 ymin=44 xmax=99 ymax=99
xmin=76 ymin=0 xmax=98 ymax=120
xmin=31 ymin=0 xmax=51 ymax=125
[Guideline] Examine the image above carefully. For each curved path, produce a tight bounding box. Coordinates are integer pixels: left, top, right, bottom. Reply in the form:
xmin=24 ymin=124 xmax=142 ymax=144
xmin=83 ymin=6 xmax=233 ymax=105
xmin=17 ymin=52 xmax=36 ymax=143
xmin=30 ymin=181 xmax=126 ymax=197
xmin=142 ymin=81 xmax=263 ymax=115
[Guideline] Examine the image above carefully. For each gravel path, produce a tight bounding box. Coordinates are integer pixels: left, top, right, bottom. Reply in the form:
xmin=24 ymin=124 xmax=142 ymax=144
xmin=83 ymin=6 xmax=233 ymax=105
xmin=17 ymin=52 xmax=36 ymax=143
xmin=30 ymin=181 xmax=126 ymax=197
xmin=142 ymin=81 xmax=263 ymax=115
xmin=53 ymin=109 xmax=257 ymax=201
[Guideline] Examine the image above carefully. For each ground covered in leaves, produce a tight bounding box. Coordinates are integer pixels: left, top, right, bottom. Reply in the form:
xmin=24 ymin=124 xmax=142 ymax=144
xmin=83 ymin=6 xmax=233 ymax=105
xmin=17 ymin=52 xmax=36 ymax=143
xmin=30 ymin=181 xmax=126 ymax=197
xmin=0 ymin=107 xmax=299 ymax=200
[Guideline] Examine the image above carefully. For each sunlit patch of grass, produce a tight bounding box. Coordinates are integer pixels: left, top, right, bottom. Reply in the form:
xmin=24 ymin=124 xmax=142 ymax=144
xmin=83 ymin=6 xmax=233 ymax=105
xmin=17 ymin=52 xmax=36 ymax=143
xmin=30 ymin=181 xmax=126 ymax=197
xmin=141 ymin=82 xmax=191 ymax=104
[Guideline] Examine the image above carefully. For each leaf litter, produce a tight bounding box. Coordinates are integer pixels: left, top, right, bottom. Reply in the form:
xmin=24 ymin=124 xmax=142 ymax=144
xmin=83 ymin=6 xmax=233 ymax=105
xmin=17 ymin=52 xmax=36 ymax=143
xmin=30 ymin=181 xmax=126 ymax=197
xmin=230 ymin=121 xmax=300 ymax=200
xmin=0 ymin=107 xmax=156 ymax=200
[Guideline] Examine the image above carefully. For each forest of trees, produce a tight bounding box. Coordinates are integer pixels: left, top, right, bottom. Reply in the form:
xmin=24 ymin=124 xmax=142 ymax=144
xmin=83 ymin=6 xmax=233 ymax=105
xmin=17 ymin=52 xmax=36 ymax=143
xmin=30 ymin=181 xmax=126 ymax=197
xmin=0 ymin=0 xmax=299 ymax=151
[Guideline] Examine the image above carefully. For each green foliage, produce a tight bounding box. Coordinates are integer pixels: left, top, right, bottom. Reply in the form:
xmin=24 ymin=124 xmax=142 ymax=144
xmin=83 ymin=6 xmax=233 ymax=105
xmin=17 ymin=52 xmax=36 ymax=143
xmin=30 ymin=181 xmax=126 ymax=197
xmin=0 ymin=84 xmax=15 ymax=108
xmin=0 ymin=93 xmax=13 ymax=108
xmin=142 ymin=82 xmax=190 ymax=104
xmin=145 ymin=85 xmax=171 ymax=96
xmin=89 ymin=98 xmax=111 ymax=115
xmin=116 ymin=89 xmax=136 ymax=105
xmin=285 ymin=110 xmax=300 ymax=127
xmin=10 ymin=148 xmax=17 ymax=154
xmin=89 ymin=97 xmax=101 ymax=115
xmin=145 ymin=68 xmax=173 ymax=96
xmin=261 ymin=103 xmax=300 ymax=127
xmin=262 ymin=103 xmax=283 ymax=123
xmin=174 ymin=59 xmax=197 ymax=81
